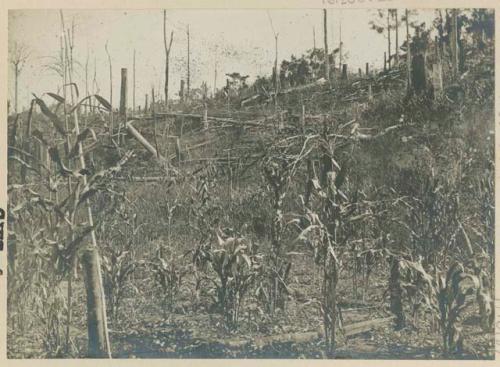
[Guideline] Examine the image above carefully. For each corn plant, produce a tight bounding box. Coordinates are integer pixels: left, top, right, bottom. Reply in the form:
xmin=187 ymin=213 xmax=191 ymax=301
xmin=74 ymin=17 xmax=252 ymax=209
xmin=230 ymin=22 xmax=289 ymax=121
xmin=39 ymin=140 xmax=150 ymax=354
xmin=35 ymin=286 xmax=68 ymax=357
xmin=262 ymin=159 xmax=292 ymax=316
xmin=199 ymin=231 xmax=260 ymax=330
xmin=433 ymin=263 xmax=480 ymax=354
xmin=397 ymin=258 xmax=483 ymax=355
xmin=151 ymin=251 xmax=188 ymax=314
xmin=102 ymin=249 xmax=138 ymax=321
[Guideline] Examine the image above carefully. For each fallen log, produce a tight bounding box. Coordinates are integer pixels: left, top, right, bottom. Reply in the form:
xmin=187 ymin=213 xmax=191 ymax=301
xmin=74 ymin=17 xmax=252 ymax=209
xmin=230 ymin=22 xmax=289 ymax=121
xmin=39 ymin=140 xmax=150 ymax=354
xmin=125 ymin=121 xmax=166 ymax=163
xmin=278 ymin=78 xmax=328 ymax=96
xmin=114 ymin=176 xmax=174 ymax=182
xmin=205 ymin=316 xmax=396 ymax=349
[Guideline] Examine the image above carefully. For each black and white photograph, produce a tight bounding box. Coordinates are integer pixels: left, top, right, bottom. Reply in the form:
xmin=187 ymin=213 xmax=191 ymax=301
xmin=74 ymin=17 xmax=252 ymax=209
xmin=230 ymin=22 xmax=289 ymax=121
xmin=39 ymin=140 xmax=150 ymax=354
xmin=4 ymin=2 xmax=497 ymax=360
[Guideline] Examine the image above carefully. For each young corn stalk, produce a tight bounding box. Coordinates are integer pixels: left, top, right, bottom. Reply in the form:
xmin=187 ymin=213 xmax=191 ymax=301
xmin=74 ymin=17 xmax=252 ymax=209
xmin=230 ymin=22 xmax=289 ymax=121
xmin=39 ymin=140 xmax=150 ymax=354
xmin=263 ymin=160 xmax=291 ymax=316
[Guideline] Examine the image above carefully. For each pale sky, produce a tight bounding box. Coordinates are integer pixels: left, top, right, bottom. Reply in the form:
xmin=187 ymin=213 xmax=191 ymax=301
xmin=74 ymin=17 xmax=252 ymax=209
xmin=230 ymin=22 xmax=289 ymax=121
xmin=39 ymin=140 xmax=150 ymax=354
xmin=8 ymin=9 xmax=436 ymax=110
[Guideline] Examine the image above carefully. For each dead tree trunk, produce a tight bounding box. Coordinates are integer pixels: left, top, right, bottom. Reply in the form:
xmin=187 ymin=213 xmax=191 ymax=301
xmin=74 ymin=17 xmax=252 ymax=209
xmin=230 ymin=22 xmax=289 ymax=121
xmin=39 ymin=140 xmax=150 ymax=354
xmin=338 ymin=18 xmax=342 ymax=70
xmin=82 ymin=249 xmax=111 ymax=357
xmin=180 ymin=80 xmax=185 ymax=102
xmin=119 ymin=68 xmax=127 ymax=117
xmin=186 ymin=25 xmax=191 ymax=101
xmin=133 ymin=49 xmax=136 ymax=113
xmin=14 ymin=64 xmax=19 ymax=114
xmin=85 ymin=52 xmax=89 ymax=115
xmin=406 ymin=9 xmax=412 ymax=92
xmin=274 ymin=34 xmax=279 ymax=108
xmin=387 ymin=11 xmax=391 ymax=70
xmin=163 ymin=10 xmax=174 ymax=111
xmin=395 ymin=9 xmax=399 ymax=66
xmin=450 ymin=9 xmax=459 ymax=79
xmin=105 ymin=43 xmax=113 ymax=141
xmin=411 ymin=53 xmax=426 ymax=94
xmin=313 ymin=26 xmax=316 ymax=49
xmin=213 ymin=56 xmax=217 ymax=97
xmin=323 ymin=9 xmax=330 ymax=82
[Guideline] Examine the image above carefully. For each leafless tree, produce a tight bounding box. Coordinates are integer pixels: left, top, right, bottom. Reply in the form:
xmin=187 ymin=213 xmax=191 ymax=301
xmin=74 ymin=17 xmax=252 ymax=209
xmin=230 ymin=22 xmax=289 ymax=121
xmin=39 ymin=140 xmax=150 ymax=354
xmin=9 ymin=42 xmax=30 ymax=114
xmin=323 ymin=9 xmax=330 ymax=81
xmin=163 ymin=10 xmax=174 ymax=111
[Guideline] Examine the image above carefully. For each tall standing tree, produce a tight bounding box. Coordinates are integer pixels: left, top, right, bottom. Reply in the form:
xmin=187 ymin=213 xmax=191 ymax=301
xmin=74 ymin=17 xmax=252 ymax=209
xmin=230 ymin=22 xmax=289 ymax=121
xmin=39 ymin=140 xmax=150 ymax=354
xmin=9 ymin=42 xmax=30 ymax=114
xmin=163 ymin=10 xmax=174 ymax=110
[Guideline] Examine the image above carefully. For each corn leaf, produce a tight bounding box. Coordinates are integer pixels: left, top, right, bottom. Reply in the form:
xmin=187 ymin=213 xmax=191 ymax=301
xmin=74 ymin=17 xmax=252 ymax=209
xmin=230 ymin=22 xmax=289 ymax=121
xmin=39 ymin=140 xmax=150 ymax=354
xmin=32 ymin=95 xmax=66 ymax=136
xmin=94 ymin=94 xmax=112 ymax=111
xmin=47 ymin=93 xmax=65 ymax=104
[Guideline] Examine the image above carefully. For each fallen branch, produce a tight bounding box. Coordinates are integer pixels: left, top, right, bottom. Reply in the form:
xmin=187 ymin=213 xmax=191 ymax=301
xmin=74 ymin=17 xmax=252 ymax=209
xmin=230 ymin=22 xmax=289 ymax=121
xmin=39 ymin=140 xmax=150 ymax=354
xmin=125 ymin=121 xmax=166 ymax=162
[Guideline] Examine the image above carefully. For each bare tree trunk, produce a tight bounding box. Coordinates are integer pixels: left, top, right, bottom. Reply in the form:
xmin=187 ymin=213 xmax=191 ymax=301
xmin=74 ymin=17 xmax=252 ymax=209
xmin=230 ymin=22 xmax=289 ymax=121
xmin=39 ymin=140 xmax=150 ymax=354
xmin=163 ymin=11 xmax=174 ymax=111
xmin=186 ymin=25 xmax=190 ymax=101
xmin=450 ymin=9 xmax=459 ymax=79
xmin=14 ymin=64 xmax=18 ymax=114
xmin=330 ymin=10 xmax=335 ymax=72
xmin=81 ymin=249 xmax=111 ymax=357
xmin=133 ymin=49 xmax=136 ymax=113
xmin=338 ymin=17 xmax=342 ymax=70
xmin=213 ymin=46 xmax=218 ymax=97
xmin=269 ymin=34 xmax=280 ymax=112
xmin=180 ymin=80 xmax=185 ymax=102
xmin=120 ymin=68 xmax=127 ymax=117
xmin=152 ymin=88 xmax=160 ymax=158
xmin=387 ymin=11 xmax=391 ymax=70
xmin=395 ymin=9 xmax=399 ymax=66
xmin=92 ymin=56 xmax=98 ymax=113
xmin=323 ymin=9 xmax=330 ymax=82
xmin=274 ymin=34 xmax=279 ymax=103
xmin=105 ymin=43 xmax=113 ymax=141
xmin=313 ymin=26 xmax=316 ymax=49
xmin=406 ymin=9 xmax=411 ymax=92
xmin=85 ymin=51 xmax=89 ymax=115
